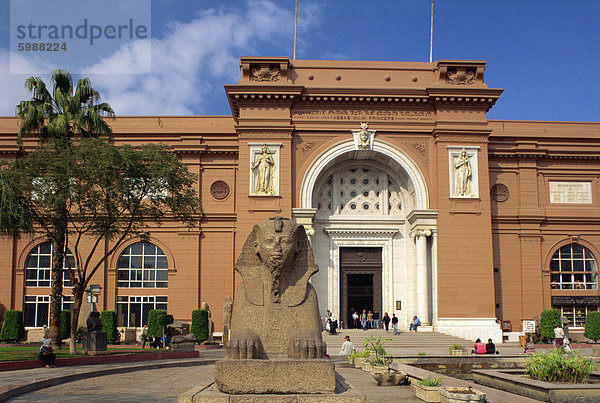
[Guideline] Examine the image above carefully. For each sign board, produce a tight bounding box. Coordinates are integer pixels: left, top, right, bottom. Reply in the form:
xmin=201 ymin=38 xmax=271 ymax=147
xmin=522 ymin=320 xmax=536 ymax=333
xmin=551 ymin=296 xmax=600 ymax=305
xmin=396 ymin=300 xmax=402 ymax=310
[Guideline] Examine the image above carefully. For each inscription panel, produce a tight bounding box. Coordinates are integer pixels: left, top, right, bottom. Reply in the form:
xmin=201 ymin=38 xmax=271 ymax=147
xmin=292 ymin=108 xmax=435 ymax=122
xmin=549 ymin=182 xmax=592 ymax=204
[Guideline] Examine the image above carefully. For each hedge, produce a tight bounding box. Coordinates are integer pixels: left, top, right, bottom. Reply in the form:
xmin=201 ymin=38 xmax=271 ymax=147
xmin=100 ymin=311 xmax=119 ymax=344
xmin=60 ymin=310 xmax=71 ymax=340
xmin=540 ymin=309 xmax=562 ymax=340
xmin=584 ymin=311 xmax=600 ymax=342
xmin=191 ymin=309 xmax=208 ymax=343
xmin=147 ymin=309 xmax=172 ymax=339
xmin=0 ymin=310 xmax=26 ymax=343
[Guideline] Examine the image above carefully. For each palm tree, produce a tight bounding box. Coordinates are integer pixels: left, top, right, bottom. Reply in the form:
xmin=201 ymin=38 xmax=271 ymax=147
xmin=14 ymin=69 xmax=114 ymax=346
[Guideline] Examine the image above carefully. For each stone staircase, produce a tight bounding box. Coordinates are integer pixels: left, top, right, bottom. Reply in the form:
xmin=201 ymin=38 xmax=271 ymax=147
xmin=322 ymin=329 xmax=473 ymax=354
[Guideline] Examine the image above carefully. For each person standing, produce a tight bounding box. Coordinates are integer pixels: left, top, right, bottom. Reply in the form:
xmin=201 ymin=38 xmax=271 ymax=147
xmin=339 ymin=335 xmax=354 ymax=356
xmin=554 ymin=324 xmax=565 ymax=348
xmin=383 ymin=312 xmax=391 ymax=332
xmin=391 ymin=314 xmax=399 ymax=335
xmin=360 ymin=309 xmax=368 ymax=330
xmin=367 ymin=310 xmax=374 ymax=329
xmin=141 ymin=324 xmax=148 ymax=348
xmin=329 ymin=312 xmax=338 ymax=335
xmin=352 ymin=311 xmax=359 ymax=329
xmin=373 ymin=311 xmax=380 ymax=329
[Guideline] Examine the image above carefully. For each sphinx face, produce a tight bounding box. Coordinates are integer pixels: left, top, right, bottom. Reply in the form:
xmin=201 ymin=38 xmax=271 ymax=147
xmin=256 ymin=232 xmax=295 ymax=275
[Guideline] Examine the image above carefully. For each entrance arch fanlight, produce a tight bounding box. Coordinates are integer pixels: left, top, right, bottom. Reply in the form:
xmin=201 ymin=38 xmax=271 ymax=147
xmin=300 ymin=139 xmax=429 ymax=211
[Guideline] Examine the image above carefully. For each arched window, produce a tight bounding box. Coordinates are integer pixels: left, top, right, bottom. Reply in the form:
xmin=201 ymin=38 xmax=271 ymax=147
xmin=550 ymin=244 xmax=597 ymax=290
xmin=25 ymin=242 xmax=74 ymax=287
xmin=117 ymin=242 xmax=168 ymax=288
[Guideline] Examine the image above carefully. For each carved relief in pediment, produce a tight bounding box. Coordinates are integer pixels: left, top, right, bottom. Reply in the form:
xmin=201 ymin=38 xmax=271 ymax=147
xmin=250 ymin=64 xmax=281 ymax=82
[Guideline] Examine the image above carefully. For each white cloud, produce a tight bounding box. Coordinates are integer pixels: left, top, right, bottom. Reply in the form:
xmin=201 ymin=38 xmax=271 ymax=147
xmin=0 ymin=0 xmax=321 ymax=117
xmin=0 ymin=52 xmax=54 ymax=116
xmin=86 ymin=0 xmax=319 ymax=115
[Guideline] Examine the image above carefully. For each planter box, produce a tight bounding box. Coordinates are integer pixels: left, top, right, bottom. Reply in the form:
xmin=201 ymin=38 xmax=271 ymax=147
xmin=449 ymin=349 xmax=465 ymax=356
xmin=440 ymin=387 xmax=486 ymax=403
xmin=354 ymin=357 xmax=365 ymax=369
xmin=361 ymin=361 xmax=374 ymax=372
xmin=412 ymin=383 xmax=442 ymax=402
xmin=372 ymin=365 xmax=388 ymax=374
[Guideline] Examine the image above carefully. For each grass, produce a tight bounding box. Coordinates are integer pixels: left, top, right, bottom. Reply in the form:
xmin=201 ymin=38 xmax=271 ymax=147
xmin=418 ymin=376 xmax=442 ymax=387
xmin=0 ymin=345 xmax=169 ymax=362
xmin=525 ymin=349 xmax=595 ymax=383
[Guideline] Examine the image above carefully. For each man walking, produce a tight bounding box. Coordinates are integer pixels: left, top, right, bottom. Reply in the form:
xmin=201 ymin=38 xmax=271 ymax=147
xmin=391 ymin=314 xmax=398 ymax=335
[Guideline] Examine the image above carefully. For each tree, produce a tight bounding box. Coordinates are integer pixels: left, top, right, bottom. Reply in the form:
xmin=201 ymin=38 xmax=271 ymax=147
xmin=584 ymin=311 xmax=600 ymax=343
xmin=540 ymin=309 xmax=562 ymax=342
xmin=1 ymin=136 xmax=201 ymax=354
xmin=9 ymin=70 xmax=114 ymax=346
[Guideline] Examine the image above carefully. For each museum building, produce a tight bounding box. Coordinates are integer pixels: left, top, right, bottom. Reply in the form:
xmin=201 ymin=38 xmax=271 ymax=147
xmin=1 ymin=57 xmax=599 ymax=343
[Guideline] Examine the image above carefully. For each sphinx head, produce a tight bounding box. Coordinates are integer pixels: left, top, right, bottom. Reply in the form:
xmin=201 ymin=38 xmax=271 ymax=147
xmin=236 ymin=217 xmax=318 ymax=306
xmin=253 ymin=217 xmax=300 ymax=276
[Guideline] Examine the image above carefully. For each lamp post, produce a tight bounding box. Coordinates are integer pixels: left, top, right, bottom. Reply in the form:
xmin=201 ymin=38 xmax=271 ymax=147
xmin=85 ymin=284 xmax=102 ymax=311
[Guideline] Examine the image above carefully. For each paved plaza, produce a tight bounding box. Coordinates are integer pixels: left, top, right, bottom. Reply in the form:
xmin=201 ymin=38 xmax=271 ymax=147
xmin=2 ymin=331 xmax=596 ymax=402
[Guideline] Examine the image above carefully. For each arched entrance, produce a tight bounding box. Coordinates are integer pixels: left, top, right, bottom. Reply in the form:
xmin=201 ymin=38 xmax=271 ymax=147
xmin=294 ymin=140 xmax=437 ymax=329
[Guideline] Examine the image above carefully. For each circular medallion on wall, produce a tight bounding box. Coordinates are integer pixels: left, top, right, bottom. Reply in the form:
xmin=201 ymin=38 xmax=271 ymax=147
xmin=210 ymin=180 xmax=230 ymax=200
xmin=354 ymin=251 xmax=367 ymax=262
xmin=491 ymin=183 xmax=509 ymax=202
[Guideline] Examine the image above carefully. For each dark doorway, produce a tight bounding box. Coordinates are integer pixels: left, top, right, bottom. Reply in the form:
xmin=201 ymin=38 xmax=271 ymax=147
xmin=340 ymin=247 xmax=382 ymax=329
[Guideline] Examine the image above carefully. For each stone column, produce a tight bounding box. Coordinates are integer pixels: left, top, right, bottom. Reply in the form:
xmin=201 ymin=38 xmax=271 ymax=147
xmin=416 ymin=230 xmax=430 ymax=325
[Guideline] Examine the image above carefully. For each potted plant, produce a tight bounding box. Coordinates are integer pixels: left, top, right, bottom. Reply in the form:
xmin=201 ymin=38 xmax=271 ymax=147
xmin=363 ymin=334 xmax=390 ymax=373
xmin=412 ymin=376 xmax=443 ymax=402
xmin=449 ymin=344 xmax=465 ymax=356
xmin=353 ymin=350 xmax=370 ymax=368
xmin=370 ymin=354 xmax=408 ymax=386
xmin=440 ymin=386 xmax=486 ymax=403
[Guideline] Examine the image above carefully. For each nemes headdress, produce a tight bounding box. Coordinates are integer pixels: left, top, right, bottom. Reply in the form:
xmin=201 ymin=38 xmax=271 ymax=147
xmin=235 ymin=217 xmax=318 ymax=307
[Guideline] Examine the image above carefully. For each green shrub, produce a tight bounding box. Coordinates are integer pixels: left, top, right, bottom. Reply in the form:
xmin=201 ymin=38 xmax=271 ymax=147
xmin=525 ymin=350 xmax=594 ymax=383
xmin=60 ymin=310 xmax=71 ymax=340
xmin=540 ymin=309 xmax=561 ymax=341
xmin=100 ymin=311 xmax=120 ymax=344
xmin=584 ymin=311 xmax=600 ymax=342
xmin=349 ymin=349 xmax=370 ymax=359
xmin=418 ymin=377 xmax=442 ymax=387
xmin=0 ymin=310 xmax=25 ymax=343
xmin=449 ymin=344 xmax=465 ymax=352
xmin=148 ymin=309 xmax=169 ymax=340
xmin=191 ymin=309 xmax=208 ymax=343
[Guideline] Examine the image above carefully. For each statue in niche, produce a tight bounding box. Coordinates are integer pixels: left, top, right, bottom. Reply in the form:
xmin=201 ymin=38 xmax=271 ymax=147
xmin=352 ymin=122 xmax=375 ymax=150
xmin=453 ymin=148 xmax=473 ymax=196
xmin=251 ymin=145 xmax=275 ymax=195
xmin=226 ymin=217 xmax=324 ymax=359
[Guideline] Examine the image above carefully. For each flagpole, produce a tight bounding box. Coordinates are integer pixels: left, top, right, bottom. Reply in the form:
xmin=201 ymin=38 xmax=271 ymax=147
xmin=293 ymin=0 xmax=298 ymax=60
xmin=429 ymin=1 xmax=434 ymax=63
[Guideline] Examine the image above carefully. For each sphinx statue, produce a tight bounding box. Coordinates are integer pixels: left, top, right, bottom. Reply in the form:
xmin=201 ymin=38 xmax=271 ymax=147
xmin=226 ymin=216 xmax=325 ymax=359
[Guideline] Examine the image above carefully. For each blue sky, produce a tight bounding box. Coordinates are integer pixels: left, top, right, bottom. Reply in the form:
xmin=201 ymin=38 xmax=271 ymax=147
xmin=0 ymin=0 xmax=598 ymax=121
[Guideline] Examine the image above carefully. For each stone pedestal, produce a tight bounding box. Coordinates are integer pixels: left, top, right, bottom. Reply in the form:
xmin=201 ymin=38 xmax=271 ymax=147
xmin=83 ymin=331 xmax=107 ymax=355
xmin=171 ymin=341 xmax=196 ymax=352
xmin=180 ymin=371 xmax=364 ymax=403
xmin=215 ymin=359 xmax=335 ymax=394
